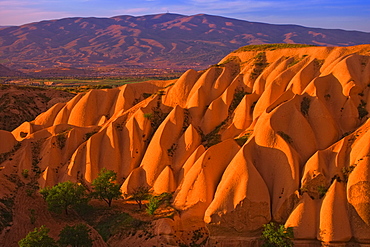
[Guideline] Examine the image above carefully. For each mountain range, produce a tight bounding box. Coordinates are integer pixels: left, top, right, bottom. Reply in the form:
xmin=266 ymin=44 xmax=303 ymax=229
xmin=1 ymin=13 xmax=370 ymax=73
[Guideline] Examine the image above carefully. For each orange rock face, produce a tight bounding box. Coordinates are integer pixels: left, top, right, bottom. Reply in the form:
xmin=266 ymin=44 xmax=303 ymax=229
xmin=2 ymin=44 xmax=370 ymax=245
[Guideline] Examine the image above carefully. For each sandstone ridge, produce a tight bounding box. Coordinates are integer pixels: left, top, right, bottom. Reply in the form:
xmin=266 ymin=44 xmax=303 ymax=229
xmin=2 ymin=44 xmax=370 ymax=245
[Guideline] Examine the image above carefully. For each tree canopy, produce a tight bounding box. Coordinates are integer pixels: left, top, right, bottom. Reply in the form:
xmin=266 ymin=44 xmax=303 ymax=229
xmin=91 ymin=168 xmax=122 ymax=207
xmin=58 ymin=223 xmax=93 ymax=247
xmin=40 ymin=181 xmax=89 ymax=214
xmin=18 ymin=225 xmax=57 ymax=247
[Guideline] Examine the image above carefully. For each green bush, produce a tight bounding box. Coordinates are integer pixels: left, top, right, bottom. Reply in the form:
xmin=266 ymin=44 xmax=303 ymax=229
xmin=229 ymin=87 xmax=247 ymax=114
xmin=261 ymin=222 xmax=294 ymax=247
xmin=18 ymin=225 xmax=57 ymax=247
xmin=300 ymin=97 xmax=311 ymax=117
xmin=317 ymin=185 xmax=328 ymax=199
xmin=39 ymin=181 xmax=89 ymax=215
xmin=146 ymin=192 xmax=173 ymax=215
xmin=95 ymin=212 xmax=143 ymax=242
xmin=146 ymin=195 xmax=162 ymax=215
xmin=234 ymin=132 xmax=251 ymax=147
xmin=58 ymin=224 xmax=93 ymax=247
xmin=56 ymin=131 xmax=68 ymax=149
xmin=358 ymin=99 xmax=368 ymax=120
xmin=342 ymin=164 xmax=356 ymax=183
xmin=143 ymin=113 xmax=153 ymax=120
xmin=22 ymin=169 xmax=29 ymax=178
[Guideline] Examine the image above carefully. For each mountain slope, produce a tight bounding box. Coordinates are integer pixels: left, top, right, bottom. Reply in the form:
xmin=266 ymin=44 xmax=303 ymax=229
xmin=1 ymin=13 xmax=370 ymax=71
xmin=0 ymin=64 xmax=24 ymax=77
xmin=0 ymin=85 xmax=74 ymax=131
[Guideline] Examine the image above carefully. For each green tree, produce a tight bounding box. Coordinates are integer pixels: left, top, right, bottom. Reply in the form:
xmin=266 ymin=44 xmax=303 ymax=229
xmin=261 ymin=222 xmax=294 ymax=247
xmin=131 ymin=186 xmax=150 ymax=209
xmin=58 ymin=223 xmax=93 ymax=247
xmin=91 ymin=168 xmax=122 ymax=207
xmin=146 ymin=192 xmax=173 ymax=215
xmin=18 ymin=225 xmax=57 ymax=247
xmin=40 ymin=181 xmax=89 ymax=215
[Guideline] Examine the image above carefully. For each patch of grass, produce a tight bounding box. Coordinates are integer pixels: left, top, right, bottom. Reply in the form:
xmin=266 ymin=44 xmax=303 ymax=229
xmin=229 ymin=87 xmax=247 ymax=114
xmin=277 ymin=131 xmax=293 ymax=144
xmin=218 ymin=56 xmax=241 ymax=66
xmin=84 ymin=130 xmax=98 ymax=141
xmin=234 ymin=44 xmax=315 ymax=53
xmin=145 ymin=106 xmax=169 ymax=133
xmin=342 ymin=164 xmax=357 ymax=183
xmin=22 ymin=169 xmax=29 ymax=179
xmin=146 ymin=192 xmax=173 ymax=215
xmin=182 ymin=109 xmax=191 ymax=133
xmin=287 ymin=54 xmax=308 ymax=67
xmin=200 ymin=119 xmax=228 ymax=149
xmin=340 ymin=130 xmax=354 ymax=139
xmin=167 ymin=143 xmax=177 ymax=157
xmin=146 ymin=196 xmax=162 ymax=215
xmin=95 ymin=212 xmax=145 ymax=242
xmin=357 ymin=99 xmax=368 ymax=120
xmin=234 ymin=132 xmax=252 ymax=147
xmin=31 ymin=139 xmax=44 ymax=176
xmin=301 ymin=96 xmax=311 ymax=117
xmin=55 ymin=129 xmax=70 ymax=149
xmin=142 ymin=93 xmax=152 ymax=99
xmin=314 ymin=59 xmax=325 ymax=69
xmin=250 ymin=52 xmax=268 ymax=80
xmin=317 ymin=185 xmax=328 ymax=199
xmin=143 ymin=113 xmax=153 ymax=120
xmin=164 ymin=82 xmax=175 ymax=89
xmin=261 ymin=222 xmax=294 ymax=247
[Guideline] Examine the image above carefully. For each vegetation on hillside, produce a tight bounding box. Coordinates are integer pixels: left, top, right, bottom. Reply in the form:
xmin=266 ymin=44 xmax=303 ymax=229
xmin=39 ymin=181 xmax=89 ymax=215
xmin=261 ymin=222 xmax=294 ymax=247
xmin=233 ymin=44 xmax=316 ymax=53
xmin=58 ymin=224 xmax=93 ymax=247
xmin=18 ymin=225 xmax=57 ymax=247
xmin=91 ymin=168 xmax=122 ymax=207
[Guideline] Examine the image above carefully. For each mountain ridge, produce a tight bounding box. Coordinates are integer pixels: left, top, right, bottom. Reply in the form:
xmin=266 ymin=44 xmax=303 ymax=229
xmin=1 ymin=13 xmax=370 ymax=73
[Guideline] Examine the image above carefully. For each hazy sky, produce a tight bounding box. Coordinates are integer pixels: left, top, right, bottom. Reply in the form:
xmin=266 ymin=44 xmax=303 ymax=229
xmin=1 ymin=0 xmax=369 ymax=32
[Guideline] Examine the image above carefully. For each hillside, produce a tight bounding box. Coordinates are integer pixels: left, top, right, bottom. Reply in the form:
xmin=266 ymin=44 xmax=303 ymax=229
xmin=0 ymin=64 xmax=24 ymax=77
xmin=1 ymin=13 xmax=370 ymax=72
xmin=1 ymin=44 xmax=370 ymax=246
xmin=0 ymin=85 xmax=74 ymax=131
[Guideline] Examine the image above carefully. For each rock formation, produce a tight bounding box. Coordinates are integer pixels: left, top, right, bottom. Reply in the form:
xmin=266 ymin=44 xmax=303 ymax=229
xmin=2 ymin=44 xmax=370 ymax=245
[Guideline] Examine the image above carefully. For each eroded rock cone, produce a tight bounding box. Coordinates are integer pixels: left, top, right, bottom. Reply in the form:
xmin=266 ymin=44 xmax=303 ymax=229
xmin=2 ymin=44 xmax=370 ymax=245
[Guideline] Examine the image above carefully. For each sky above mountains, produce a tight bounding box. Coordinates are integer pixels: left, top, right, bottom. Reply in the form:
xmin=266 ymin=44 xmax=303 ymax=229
xmin=0 ymin=0 xmax=369 ymax=32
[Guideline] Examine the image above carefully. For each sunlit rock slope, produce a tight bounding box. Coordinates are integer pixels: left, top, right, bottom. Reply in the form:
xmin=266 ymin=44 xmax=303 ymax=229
xmin=2 ymin=44 xmax=370 ymax=245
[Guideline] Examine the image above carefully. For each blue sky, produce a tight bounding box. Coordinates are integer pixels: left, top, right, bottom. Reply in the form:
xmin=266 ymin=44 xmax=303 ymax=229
xmin=1 ymin=0 xmax=369 ymax=32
